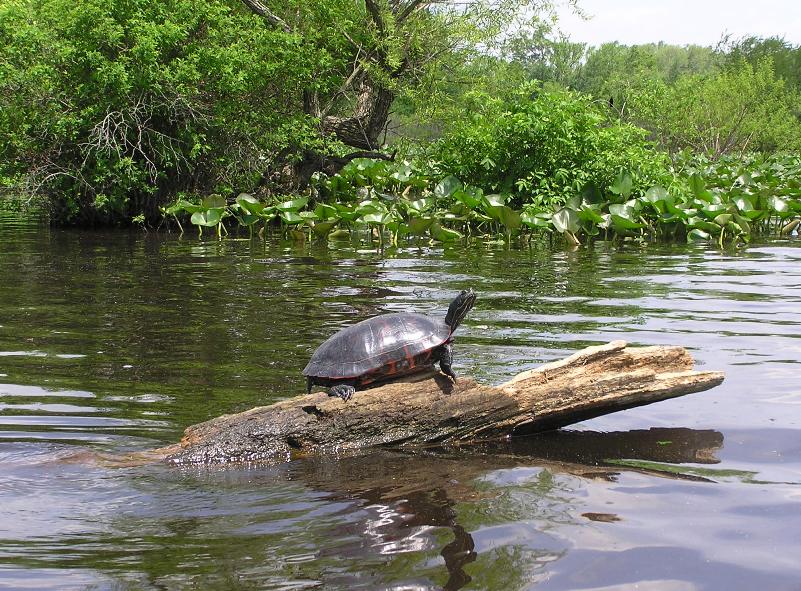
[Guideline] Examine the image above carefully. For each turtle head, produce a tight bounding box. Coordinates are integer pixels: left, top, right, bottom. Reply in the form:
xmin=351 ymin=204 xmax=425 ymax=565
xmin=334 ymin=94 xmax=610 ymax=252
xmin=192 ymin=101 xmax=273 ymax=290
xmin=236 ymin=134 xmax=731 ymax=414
xmin=444 ymin=288 xmax=476 ymax=332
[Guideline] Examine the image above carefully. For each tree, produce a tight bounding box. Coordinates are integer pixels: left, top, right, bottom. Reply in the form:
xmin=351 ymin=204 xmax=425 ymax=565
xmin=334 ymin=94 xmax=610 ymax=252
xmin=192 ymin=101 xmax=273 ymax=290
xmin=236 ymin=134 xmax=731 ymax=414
xmin=0 ymin=0 xmax=322 ymax=223
xmin=504 ymin=22 xmax=587 ymax=88
xmin=626 ymin=60 xmax=801 ymax=157
xmin=720 ymin=35 xmax=801 ymax=91
xmin=240 ymin=0 xmax=556 ymax=152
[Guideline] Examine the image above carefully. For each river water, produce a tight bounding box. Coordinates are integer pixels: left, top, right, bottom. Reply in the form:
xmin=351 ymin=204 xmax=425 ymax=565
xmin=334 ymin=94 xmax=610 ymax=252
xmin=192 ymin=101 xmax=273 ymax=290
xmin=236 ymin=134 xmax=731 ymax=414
xmin=1 ymin=214 xmax=800 ymax=590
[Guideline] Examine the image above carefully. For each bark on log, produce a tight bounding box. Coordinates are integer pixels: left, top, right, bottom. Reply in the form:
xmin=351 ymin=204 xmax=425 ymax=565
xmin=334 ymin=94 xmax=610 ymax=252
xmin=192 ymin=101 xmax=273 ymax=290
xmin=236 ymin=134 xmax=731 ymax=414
xmin=159 ymin=341 xmax=725 ymax=465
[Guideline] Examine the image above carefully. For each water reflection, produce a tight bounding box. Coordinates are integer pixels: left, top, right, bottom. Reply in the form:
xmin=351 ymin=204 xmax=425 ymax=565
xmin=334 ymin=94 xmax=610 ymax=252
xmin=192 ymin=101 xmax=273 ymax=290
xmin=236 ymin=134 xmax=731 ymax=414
xmin=2 ymin=218 xmax=801 ymax=589
xmin=283 ymin=427 xmax=724 ymax=590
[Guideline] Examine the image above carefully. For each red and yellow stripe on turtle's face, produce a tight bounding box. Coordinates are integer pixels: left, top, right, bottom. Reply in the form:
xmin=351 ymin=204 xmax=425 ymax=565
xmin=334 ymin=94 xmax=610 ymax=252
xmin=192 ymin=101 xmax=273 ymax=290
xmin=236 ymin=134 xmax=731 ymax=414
xmin=356 ymin=346 xmax=436 ymax=387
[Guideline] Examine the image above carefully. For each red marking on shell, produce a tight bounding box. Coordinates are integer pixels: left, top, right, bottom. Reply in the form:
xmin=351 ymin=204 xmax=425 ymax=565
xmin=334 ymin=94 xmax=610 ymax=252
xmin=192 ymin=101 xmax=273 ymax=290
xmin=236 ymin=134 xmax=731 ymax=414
xmin=303 ymin=312 xmax=452 ymax=379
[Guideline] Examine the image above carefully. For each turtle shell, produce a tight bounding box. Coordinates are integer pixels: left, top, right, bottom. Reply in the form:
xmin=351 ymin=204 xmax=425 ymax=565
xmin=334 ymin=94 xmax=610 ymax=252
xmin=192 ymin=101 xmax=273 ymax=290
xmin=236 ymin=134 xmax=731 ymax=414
xmin=303 ymin=312 xmax=451 ymax=379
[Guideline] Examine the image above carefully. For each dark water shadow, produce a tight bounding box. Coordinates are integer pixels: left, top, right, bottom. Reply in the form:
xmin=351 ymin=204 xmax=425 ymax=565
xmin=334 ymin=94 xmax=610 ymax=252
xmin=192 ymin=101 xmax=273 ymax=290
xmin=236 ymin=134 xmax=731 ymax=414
xmin=34 ymin=428 xmax=726 ymax=590
xmin=286 ymin=427 xmax=724 ymax=590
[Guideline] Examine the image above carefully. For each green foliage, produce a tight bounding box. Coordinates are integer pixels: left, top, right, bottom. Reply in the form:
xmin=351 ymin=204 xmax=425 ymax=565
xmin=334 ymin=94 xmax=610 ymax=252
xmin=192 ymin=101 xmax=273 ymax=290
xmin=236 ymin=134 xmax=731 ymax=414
xmin=0 ymin=0 xmax=321 ymax=224
xmin=425 ymin=84 xmax=670 ymax=208
xmin=626 ymin=60 xmax=801 ymax=157
xmin=575 ymin=42 xmax=719 ymax=100
xmin=720 ymin=35 xmax=801 ymax=91
xmin=504 ymin=20 xmax=587 ymax=88
xmin=163 ymin=151 xmax=801 ymax=248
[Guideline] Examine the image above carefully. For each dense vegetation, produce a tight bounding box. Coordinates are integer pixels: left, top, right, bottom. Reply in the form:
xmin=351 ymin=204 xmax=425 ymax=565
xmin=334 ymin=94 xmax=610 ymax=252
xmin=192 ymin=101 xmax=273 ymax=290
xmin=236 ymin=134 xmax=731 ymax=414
xmin=2 ymin=0 xmax=800 ymax=244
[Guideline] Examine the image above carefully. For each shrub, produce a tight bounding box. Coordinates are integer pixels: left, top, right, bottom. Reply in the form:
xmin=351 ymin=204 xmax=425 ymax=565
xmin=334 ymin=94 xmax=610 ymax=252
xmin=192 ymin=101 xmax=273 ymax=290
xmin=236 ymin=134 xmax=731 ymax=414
xmin=425 ymin=84 xmax=670 ymax=209
xmin=0 ymin=0 xmax=319 ymax=224
xmin=626 ymin=60 xmax=801 ymax=157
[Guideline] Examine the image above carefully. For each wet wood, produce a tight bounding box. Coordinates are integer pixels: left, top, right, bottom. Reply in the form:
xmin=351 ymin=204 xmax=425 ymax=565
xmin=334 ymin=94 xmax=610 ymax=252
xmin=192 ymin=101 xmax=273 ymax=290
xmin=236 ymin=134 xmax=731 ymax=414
xmin=157 ymin=340 xmax=725 ymax=465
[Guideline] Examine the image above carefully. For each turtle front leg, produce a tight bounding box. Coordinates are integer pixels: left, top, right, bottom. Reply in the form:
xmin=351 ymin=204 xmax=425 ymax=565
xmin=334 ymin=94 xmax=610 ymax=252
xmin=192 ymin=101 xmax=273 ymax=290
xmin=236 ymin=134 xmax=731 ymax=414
xmin=439 ymin=342 xmax=456 ymax=382
xmin=329 ymin=383 xmax=356 ymax=402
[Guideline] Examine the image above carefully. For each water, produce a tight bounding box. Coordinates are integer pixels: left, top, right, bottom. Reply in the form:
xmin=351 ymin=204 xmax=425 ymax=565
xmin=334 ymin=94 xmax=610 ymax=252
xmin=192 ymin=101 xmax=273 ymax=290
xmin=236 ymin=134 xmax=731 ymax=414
xmin=1 ymin=214 xmax=800 ymax=590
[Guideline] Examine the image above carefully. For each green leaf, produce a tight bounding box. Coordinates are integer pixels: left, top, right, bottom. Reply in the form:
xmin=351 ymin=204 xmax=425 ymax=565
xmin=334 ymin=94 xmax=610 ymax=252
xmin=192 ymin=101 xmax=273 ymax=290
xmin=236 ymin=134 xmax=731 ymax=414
xmin=334 ymin=203 xmax=360 ymax=222
xmin=233 ymin=211 xmax=260 ymax=226
xmin=688 ymin=173 xmax=706 ymax=199
xmin=687 ymin=216 xmax=720 ymax=234
xmin=434 ymin=175 xmax=462 ymax=199
xmin=164 ymin=199 xmax=203 ymax=215
xmin=732 ymin=213 xmax=751 ymax=235
xmin=389 ymin=162 xmax=413 ymax=183
xmin=701 ymin=204 xmax=728 ymax=218
xmin=190 ymin=208 xmax=223 ymax=227
xmin=610 ymin=214 xmax=645 ymax=231
xmin=565 ymin=194 xmax=582 ymax=210
xmin=643 ymin=185 xmax=669 ymax=204
xmin=360 ymin=212 xmax=393 ymax=224
xmin=552 ymin=207 xmax=579 ymax=234
xmin=581 ymin=183 xmax=603 ymax=204
xmin=494 ymin=206 xmax=521 ymax=231
xmin=732 ymin=195 xmax=755 ymax=212
xmin=713 ymin=213 xmax=733 ymax=226
xmin=767 ymin=195 xmax=789 ymax=213
xmin=429 ymin=222 xmax=462 ymax=242
xmin=407 ymin=198 xmax=434 ymax=213
xmin=311 ymin=220 xmax=339 ymax=237
xmin=236 ymin=193 xmax=264 ymax=214
xmin=608 ymin=203 xmax=637 ymax=220
xmin=578 ymin=204 xmax=604 ymax=224
xmin=687 ymin=228 xmax=711 ymax=242
xmin=521 ymin=211 xmax=552 ymax=229
xmin=609 ymin=172 xmax=633 ymax=198
xmin=453 ymin=187 xmax=482 ymax=208
xmin=258 ymin=207 xmax=277 ymax=222
xmin=314 ymin=203 xmax=338 ymax=220
xmin=279 ymin=211 xmax=304 ymax=224
xmin=483 ymin=193 xmax=506 ymax=208
xmin=276 ymin=197 xmax=308 ymax=212
xmin=356 ymin=200 xmax=387 ymax=215
xmin=666 ymin=201 xmax=695 ymax=219
xmin=328 ymin=229 xmax=351 ymax=241
xmin=689 ymin=180 xmax=715 ymax=203
xmin=409 ymin=216 xmax=434 ymax=235
xmin=202 ymin=194 xmax=226 ymax=209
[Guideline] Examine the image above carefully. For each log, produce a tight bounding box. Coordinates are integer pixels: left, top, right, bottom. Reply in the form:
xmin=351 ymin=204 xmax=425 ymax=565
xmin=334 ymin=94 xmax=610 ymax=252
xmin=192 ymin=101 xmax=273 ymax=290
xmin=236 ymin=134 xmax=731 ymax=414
xmin=158 ymin=340 xmax=724 ymax=465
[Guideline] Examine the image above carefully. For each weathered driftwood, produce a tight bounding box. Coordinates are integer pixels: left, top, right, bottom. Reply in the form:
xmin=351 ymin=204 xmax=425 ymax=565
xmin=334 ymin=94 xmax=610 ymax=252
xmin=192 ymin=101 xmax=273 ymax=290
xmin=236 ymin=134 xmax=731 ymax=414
xmin=158 ymin=340 xmax=724 ymax=465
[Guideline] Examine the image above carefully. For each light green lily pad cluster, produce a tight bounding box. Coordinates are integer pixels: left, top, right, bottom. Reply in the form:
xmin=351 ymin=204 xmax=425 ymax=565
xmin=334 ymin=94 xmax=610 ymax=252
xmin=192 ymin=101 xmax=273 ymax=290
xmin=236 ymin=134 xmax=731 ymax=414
xmin=162 ymin=152 xmax=801 ymax=245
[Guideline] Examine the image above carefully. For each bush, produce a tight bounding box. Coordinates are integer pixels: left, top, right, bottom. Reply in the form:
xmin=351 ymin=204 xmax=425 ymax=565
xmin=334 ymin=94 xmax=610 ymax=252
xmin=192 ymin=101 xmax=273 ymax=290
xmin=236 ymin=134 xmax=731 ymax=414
xmin=0 ymin=0 xmax=320 ymax=224
xmin=425 ymin=84 xmax=670 ymax=209
xmin=626 ymin=60 xmax=801 ymax=157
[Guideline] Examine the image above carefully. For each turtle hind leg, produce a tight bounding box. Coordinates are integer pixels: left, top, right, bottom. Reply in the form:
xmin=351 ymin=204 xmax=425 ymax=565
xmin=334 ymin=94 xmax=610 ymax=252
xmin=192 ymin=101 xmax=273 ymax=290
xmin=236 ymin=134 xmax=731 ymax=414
xmin=439 ymin=343 xmax=456 ymax=382
xmin=328 ymin=383 xmax=356 ymax=402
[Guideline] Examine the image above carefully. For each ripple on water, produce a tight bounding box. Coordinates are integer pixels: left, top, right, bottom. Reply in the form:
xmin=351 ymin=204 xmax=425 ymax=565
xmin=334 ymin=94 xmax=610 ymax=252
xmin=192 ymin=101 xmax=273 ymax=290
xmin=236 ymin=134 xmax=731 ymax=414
xmin=1 ymin=226 xmax=801 ymax=589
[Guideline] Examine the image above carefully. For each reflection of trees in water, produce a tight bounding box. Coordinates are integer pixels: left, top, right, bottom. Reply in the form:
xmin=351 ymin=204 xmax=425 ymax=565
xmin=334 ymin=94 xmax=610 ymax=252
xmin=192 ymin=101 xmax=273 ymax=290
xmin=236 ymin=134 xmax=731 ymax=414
xmin=79 ymin=427 xmax=722 ymax=590
xmin=294 ymin=427 xmax=723 ymax=590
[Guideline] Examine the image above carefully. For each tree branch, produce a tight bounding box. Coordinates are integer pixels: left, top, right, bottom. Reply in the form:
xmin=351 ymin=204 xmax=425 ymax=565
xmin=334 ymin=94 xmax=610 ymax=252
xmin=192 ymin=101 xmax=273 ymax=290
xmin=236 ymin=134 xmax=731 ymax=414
xmin=240 ymin=0 xmax=291 ymax=32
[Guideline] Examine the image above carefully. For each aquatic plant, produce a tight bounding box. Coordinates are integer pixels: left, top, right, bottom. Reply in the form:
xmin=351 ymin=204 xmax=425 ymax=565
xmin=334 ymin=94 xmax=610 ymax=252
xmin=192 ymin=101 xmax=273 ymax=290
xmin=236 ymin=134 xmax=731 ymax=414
xmin=162 ymin=152 xmax=801 ymax=246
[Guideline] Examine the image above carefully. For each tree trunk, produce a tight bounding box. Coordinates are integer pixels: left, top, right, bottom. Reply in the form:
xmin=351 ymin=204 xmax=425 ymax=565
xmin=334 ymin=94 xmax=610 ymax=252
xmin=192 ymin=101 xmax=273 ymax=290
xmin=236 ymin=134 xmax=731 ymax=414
xmin=154 ymin=341 xmax=725 ymax=465
xmin=320 ymin=79 xmax=395 ymax=150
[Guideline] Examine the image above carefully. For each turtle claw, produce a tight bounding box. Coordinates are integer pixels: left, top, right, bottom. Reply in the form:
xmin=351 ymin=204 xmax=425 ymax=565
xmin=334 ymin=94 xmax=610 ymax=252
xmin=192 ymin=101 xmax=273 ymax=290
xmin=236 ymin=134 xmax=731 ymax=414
xmin=329 ymin=384 xmax=356 ymax=402
xmin=442 ymin=367 xmax=457 ymax=383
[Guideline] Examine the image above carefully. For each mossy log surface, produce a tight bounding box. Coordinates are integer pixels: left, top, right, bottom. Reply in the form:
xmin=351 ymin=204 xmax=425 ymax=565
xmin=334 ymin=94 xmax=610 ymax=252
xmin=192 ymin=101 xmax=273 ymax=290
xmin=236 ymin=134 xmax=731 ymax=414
xmin=158 ymin=340 xmax=725 ymax=465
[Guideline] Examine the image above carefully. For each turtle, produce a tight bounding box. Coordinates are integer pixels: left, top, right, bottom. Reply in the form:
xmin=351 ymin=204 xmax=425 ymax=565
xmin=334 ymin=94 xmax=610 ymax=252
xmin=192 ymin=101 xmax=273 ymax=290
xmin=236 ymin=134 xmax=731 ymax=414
xmin=303 ymin=289 xmax=476 ymax=401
